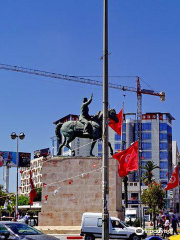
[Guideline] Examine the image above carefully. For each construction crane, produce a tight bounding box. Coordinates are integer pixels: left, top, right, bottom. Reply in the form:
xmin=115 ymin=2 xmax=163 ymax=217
xmin=0 ymin=63 xmax=165 ymax=225
xmin=0 ymin=63 xmax=165 ymax=150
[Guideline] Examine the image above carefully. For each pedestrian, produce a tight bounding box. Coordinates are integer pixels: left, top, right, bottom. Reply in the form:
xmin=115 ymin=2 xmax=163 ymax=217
xmin=178 ymin=215 xmax=180 ymax=227
xmin=160 ymin=215 xmax=165 ymax=239
xmin=172 ymin=214 xmax=178 ymax=235
xmin=24 ymin=213 xmax=29 ymax=225
xmin=164 ymin=216 xmax=170 ymax=238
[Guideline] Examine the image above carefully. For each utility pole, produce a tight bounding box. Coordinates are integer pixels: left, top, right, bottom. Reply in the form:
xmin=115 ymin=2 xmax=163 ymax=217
xmin=178 ymin=161 xmax=180 ymax=215
xmin=102 ymin=0 xmax=109 ymax=239
xmin=137 ymin=77 xmax=142 ymax=227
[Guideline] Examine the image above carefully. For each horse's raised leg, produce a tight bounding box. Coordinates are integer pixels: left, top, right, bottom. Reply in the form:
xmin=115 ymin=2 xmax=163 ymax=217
xmin=108 ymin=142 xmax=114 ymax=156
xmin=65 ymin=136 xmax=76 ymax=156
xmin=90 ymin=140 xmax=97 ymax=157
xmin=57 ymin=137 xmax=66 ymax=156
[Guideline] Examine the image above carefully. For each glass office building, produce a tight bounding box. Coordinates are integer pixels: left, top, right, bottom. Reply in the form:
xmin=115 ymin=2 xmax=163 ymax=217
xmin=97 ymin=112 xmax=174 ymax=187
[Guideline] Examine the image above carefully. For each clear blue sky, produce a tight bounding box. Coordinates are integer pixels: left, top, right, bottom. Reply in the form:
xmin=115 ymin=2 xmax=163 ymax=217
xmin=0 ymin=0 xmax=180 ymax=191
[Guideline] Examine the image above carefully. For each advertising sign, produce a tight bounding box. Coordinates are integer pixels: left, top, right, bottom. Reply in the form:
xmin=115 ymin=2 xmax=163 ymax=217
xmin=0 ymin=151 xmax=31 ymax=167
xmin=34 ymin=148 xmax=50 ymax=159
xmin=19 ymin=152 xmax=31 ymax=167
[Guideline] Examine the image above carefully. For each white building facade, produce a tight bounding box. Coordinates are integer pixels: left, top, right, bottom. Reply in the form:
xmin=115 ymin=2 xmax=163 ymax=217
xmin=20 ymin=157 xmax=43 ymax=196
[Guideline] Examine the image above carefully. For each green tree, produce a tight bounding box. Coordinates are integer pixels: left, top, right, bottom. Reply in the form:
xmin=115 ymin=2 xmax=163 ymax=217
xmin=7 ymin=204 xmax=14 ymax=217
xmin=141 ymin=182 xmax=166 ymax=229
xmin=33 ymin=187 xmax=42 ymax=202
xmin=0 ymin=185 xmax=8 ymax=207
xmin=11 ymin=195 xmax=29 ymax=206
xmin=18 ymin=195 xmax=29 ymax=206
xmin=141 ymin=161 xmax=160 ymax=186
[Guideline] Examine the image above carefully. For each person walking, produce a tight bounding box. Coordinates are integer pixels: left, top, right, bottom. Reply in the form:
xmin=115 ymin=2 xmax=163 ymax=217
xmin=172 ymin=214 xmax=178 ymax=235
xmin=164 ymin=216 xmax=170 ymax=238
xmin=24 ymin=213 xmax=29 ymax=225
xmin=160 ymin=215 xmax=165 ymax=239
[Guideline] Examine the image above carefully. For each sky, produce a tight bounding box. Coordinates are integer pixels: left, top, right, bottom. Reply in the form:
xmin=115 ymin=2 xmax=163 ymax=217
xmin=0 ymin=0 xmax=180 ymax=191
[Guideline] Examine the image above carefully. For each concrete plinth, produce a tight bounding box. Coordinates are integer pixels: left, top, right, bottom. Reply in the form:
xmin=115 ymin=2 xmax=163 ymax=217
xmin=39 ymin=157 xmax=123 ymax=226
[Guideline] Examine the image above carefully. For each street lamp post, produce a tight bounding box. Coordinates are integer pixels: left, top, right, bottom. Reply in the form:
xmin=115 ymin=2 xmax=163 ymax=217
xmin=11 ymin=132 xmax=25 ymax=221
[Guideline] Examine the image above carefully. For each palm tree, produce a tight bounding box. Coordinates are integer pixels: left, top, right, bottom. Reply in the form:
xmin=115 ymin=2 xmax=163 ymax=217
xmin=141 ymin=161 xmax=160 ymax=186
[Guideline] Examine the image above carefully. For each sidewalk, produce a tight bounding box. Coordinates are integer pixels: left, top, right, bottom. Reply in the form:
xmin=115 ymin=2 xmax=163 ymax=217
xmin=35 ymin=226 xmax=81 ymax=234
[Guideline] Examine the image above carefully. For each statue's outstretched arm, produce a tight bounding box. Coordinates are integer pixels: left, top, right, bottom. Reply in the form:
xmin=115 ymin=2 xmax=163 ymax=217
xmin=84 ymin=93 xmax=93 ymax=106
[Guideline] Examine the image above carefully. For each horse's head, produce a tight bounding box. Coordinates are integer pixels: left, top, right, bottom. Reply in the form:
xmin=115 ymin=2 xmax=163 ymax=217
xmin=108 ymin=109 xmax=119 ymax=123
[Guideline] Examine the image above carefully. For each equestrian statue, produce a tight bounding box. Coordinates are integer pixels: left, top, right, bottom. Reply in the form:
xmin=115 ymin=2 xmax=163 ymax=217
xmin=55 ymin=94 xmax=119 ymax=156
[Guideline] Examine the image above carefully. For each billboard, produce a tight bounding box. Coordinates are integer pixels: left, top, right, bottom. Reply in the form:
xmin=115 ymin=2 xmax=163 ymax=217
xmin=0 ymin=151 xmax=31 ymax=167
xmin=34 ymin=148 xmax=50 ymax=159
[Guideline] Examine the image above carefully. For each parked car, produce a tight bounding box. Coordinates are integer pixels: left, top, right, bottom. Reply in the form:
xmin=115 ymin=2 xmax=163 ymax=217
xmin=0 ymin=222 xmax=58 ymax=240
xmin=80 ymin=212 xmax=147 ymax=240
xmin=0 ymin=217 xmax=15 ymax=222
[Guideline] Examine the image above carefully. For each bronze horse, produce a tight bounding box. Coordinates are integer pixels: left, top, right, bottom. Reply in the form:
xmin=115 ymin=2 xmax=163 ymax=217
xmin=55 ymin=109 xmax=119 ymax=156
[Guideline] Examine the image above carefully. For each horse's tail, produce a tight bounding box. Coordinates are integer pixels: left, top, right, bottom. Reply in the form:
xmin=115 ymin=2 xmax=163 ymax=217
xmin=55 ymin=122 xmax=63 ymax=142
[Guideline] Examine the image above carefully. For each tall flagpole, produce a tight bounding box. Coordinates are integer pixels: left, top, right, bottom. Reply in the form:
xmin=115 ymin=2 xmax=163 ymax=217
xmin=102 ymin=0 xmax=109 ymax=239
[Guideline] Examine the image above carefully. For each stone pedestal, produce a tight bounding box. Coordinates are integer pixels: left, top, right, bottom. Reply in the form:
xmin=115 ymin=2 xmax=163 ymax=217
xmin=39 ymin=157 xmax=123 ymax=226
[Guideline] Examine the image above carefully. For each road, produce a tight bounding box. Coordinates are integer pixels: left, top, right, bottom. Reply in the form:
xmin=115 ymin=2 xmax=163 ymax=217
xmin=48 ymin=234 xmax=171 ymax=240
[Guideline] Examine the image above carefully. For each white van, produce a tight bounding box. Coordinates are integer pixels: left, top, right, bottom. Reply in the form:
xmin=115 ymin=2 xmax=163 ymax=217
xmin=80 ymin=213 xmax=147 ymax=240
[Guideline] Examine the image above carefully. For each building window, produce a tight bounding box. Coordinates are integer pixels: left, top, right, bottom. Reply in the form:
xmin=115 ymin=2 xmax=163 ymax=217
xmin=160 ymin=161 xmax=168 ymax=169
xmin=98 ymin=144 xmax=102 ymax=151
xmin=142 ymin=123 xmax=151 ymax=131
xmin=142 ymin=133 xmax=151 ymax=140
xmin=141 ymin=161 xmax=147 ymax=167
xmin=123 ymin=123 xmax=126 ymax=132
xmin=115 ymin=134 xmax=121 ymax=141
xmin=160 ymin=143 xmax=168 ymax=150
xmin=160 ymin=151 xmax=168 ymax=159
xmin=160 ymin=123 xmax=167 ymax=131
xmin=134 ymin=183 xmax=137 ymax=186
xmin=160 ymin=133 xmax=167 ymax=141
xmin=115 ymin=143 xmax=121 ymax=150
xmin=98 ymin=153 xmax=102 ymax=157
xmin=115 ymin=133 xmax=126 ymax=141
xmin=167 ymin=125 xmax=172 ymax=134
xmin=131 ymin=193 xmax=138 ymax=200
xmin=161 ymin=181 xmax=168 ymax=188
xmin=142 ymin=142 xmax=152 ymax=150
xmin=160 ymin=171 xmax=168 ymax=179
xmin=142 ymin=151 xmax=152 ymax=159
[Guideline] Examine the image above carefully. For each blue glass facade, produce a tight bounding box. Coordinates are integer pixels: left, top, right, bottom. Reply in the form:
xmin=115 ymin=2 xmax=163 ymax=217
xmin=94 ymin=115 xmax=172 ymax=186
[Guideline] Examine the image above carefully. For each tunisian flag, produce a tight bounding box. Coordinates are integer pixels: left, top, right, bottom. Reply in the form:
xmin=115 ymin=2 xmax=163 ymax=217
xmin=29 ymin=170 xmax=37 ymax=205
xmin=108 ymin=109 xmax=123 ymax=136
xmin=165 ymin=165 xmax=179 ymax=191
xmin=113 ymin=141 xmax=138 ymax=177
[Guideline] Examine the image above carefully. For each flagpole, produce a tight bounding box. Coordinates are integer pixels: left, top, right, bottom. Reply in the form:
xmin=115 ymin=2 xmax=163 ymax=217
xmin=121 ymin=103 xmax=128 ymax=209
xmin=102 ymin=0 xmax=109 ymax=239
xmin=178 ymin=162 xmax=180 ymax=214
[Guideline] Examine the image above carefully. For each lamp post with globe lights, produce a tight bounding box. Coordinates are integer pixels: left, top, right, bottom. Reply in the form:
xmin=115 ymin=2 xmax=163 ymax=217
xmin=11 ymin=132 xmax=25 ymax=221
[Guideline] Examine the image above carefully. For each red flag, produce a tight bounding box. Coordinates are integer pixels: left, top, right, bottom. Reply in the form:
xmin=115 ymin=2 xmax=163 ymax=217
xmin=108 ymin=109 xmax=123 ymax=136
xmin=29 ymin=170 xmax=37 ymax=205
xmin=113 ymin=141 xmax=138 ymax=177
xmin=165 ymin=166 xmax=179 ymax=191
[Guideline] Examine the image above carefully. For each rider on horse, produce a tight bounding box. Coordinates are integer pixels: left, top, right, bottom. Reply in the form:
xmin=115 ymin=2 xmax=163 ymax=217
xmin=79 ymin=93 xmax=93 ymax=135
